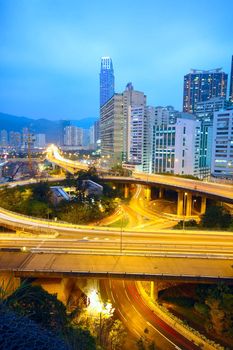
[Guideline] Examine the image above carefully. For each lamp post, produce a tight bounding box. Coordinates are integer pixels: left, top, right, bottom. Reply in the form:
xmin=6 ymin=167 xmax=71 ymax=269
xmin=183 ymin=192 xmax=187 ymax=231
xmin=87 ymin=289 xmax=114 ymax=347
xmin=120 ymin=206 xmax=124 ymax=253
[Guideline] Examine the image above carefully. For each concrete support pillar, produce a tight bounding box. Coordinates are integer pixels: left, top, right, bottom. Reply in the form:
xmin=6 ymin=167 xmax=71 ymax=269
xmin=145 ymin=186 xmax=151 ymax=201
xmin=186 ymin=193 xmax=192 ymax=216
xmin=124 ymin=184 xmax=129 ymax=199
xmin=200 ymin=196 xmax=207 ymax=215
xmin=150 ymin=281 xmax=154 ymax=300
xmin=158 ymin=188 xmax=164 ymax=199
xmin=177 ymin=191 xmax=184 ymax=216
xmin=150 ymin=281 xmax=158 ymax=301
xmin=35 ymin=278 xmax=75 ymax=305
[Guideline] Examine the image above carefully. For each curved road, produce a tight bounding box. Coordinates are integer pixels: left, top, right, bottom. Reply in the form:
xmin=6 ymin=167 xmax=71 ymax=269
xmin=100 ymin=279 xmax=200 ymax=350
xmin=46 ymin=145 xmax=233 ymax=203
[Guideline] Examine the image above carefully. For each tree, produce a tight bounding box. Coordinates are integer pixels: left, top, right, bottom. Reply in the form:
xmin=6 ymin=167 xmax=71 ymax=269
xmin=201 ymin=205 xmax=232 ymax=229
xmin=108 ymin=319 xmax=127 ymax=350
xmin=32 ymin=181 xmax=52 ymax=202
xmin=1 ymin=279 xmax=97 ymax=349
xmin=63 ymin=326 xmax=96 ymax=350
xmin=0 ymin=304 xmax=68 ymax=350
xmin=5 ymin=282 xmax=69 ymax=333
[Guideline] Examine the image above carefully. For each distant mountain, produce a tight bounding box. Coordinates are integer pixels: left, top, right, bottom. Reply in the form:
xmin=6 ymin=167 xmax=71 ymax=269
xmin=0 ymin=112 xmax=98 ymax=143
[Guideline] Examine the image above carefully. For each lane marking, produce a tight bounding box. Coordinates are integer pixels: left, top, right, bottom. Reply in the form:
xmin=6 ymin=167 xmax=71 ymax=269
xmin=123 ymin=281 xmax=131 ymax=302
xmin=110 ymin=290 xmax=115 ymax=303
xmin=132 ymin=304 xmax=142 ymax=317
xmin=146 ymin=321 xmax=182 ymax=349
xmin=118 ymin=309 xmax=127 ymax=322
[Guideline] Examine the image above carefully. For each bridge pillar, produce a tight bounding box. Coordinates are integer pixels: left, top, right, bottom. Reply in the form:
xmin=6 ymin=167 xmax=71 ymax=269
xmin=200 ymin=197 xmax=207 ymax=215
xmin=150 ymin=281 xmax=158 ymax=301
xmin=158 ymin=188 xmax=164 ymax=199
xmin=35 ymin=278 xmax=76 ymax=305
xmin=177 ymin=191 xmax=184 ymax=216
xmin=124 ymin=184 xmax=129 ymax=199
xmin=150 ymin=281 xmax=154 ymax=299
xmin=145 ymin=186 xmax=151 ymax=201
xmin=186 ymin=193 xmax=192 ymax=216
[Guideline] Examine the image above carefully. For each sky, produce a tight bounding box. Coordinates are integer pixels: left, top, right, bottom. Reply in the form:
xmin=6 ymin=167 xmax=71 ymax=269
xmin=0 ymin=0 xmax=233 ymax=121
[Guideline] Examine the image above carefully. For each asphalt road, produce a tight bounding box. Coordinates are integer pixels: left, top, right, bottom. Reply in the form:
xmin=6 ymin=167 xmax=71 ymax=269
xmin=100 ymin=279 xmax=200 ymax=350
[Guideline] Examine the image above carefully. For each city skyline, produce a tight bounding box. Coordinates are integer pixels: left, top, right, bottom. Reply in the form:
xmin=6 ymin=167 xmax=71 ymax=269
xmin=0 ymin=0 xmax=233 ymax=120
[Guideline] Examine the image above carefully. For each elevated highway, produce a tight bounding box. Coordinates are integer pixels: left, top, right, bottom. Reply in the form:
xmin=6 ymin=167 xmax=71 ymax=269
xmin=46 ymin=145 xmax=233 ymax=209
xmin=0 ymin=144 xmax=232 ymax=280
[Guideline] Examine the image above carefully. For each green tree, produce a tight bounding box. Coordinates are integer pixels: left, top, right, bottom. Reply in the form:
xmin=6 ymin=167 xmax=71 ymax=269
xmin=32 ymin=181 xmax=52 ymax=202
xmin=201 ymin=204 xmax=232 ymax=229
xmin=109 ymin=319 xmax=127 ymax=350
xmin=5 ymin=282 xmax=69 ymax=333
xmin=0 ymin=304 xmax=68 ymax=350
xmin=63 ymin=326 xmax=96 ymax=350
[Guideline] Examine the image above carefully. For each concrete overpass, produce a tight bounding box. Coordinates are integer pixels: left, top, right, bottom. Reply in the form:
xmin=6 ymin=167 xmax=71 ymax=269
xmin=45 ymin=145 xmax=233 ymax=217
xmin=0 ymin=251 xmax=233 ymax=282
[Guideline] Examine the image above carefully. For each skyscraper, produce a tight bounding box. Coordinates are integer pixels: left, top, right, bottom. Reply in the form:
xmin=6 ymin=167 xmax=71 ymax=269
xmin=211 ymin=108 xmax=233 ymax=178
xmin=100 ymin=93 xmax=124 ymax=163
xmin=183 ymin=68 xmax=228 ymax=113
xmin=230 ymin=56 xmax=233 ymax=103
xmin=100 ymin=57 xmax=115 ymax=107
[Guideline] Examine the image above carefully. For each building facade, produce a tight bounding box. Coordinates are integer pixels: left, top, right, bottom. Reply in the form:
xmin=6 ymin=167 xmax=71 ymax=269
xmin=183 ymin=69 xmax=228 ymax=113
xmin=9 ymin=131 xmax=21 ymax=149
xmin=230 ymin=56 xmax=233 ymax=103
xmin=152 ymin=116 xmax=202 ymax=177
xmin=34 ymin=134 xmax=46 ymax=148
xmin=123 ymin=83 xmax=146 ymax=162
xmin=64 ymin=126 xmax=83 ymax=146
xmin=100 ymin=57 xmax=115 ymax=107
xmin=0 ymin=130 xmax=8 ymax=148
xmin=211 ymin=109 xmax=233 ymax=178
xmin=153 ymin=106 xmax=178 ymax=125
xmin=195 ymin=97 xmax=230 ymax=122
xmin=100 ymin=93 xmax=124 ymax=163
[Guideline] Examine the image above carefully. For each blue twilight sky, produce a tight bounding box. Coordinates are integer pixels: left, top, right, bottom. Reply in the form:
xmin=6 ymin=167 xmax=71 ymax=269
xmin=0 ymin=0 xmax=233 ymax=120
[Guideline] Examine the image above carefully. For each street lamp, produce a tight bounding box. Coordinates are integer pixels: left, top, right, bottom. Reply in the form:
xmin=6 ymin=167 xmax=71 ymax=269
xmin=193 ymin=199 xmax=197 ymax=210
xmin=119 ymin=206 xmax=127 ymax=253
xmin=87 ymin=289 xmax=114 ymax=347
xmin=183 ymin=192 xmax=187 ymax=231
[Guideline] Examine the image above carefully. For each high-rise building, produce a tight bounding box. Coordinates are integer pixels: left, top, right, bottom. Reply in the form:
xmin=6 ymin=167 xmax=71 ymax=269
xmin=100 ymin=82 xmax=151 ymax=171
xmin=59 ymin=120 xmax=70 ymax=146
xmin=153 ymin=106 xmax=178 ymax=126
xmin=100 ymin=93 xmax=124 ymax=163
xmin=123 ymin=83 xmax=146 ymax=162
xmin=183 ymin=68 xmax=228 ymax=113
xmin=0 ymin=130 xmax=8 ymax=147
xmin=230 ymin=56 xmax=233 ymax=103
xmin=151 ymin=116 xmax=203 ymax=177
xmin=9 ymin=131 xmax=21 ymax=149
xmin=127 ymin=106 xmax=145 ymax=165
xmin=34 ymin=134 xmax=46 ymax=148
xmin=100 ymin=57 xmax=115 ymax=107
xmin=211 ymin=108 xmax=233 ymax=178
xmin=89 ymin=120 xmax=100 ymax=150
xmin=64 ymin=126 xmax=83 ymax=146
xmin=195 ymin=97 xmax=230 ymax=122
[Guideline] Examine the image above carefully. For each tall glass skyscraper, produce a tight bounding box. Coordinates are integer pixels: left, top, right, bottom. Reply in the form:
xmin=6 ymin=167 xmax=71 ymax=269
xmin=100 ymin=57 xmax=115 ymax=107
xmin=183 ymin=69 xmax=228 ymax=113
xmin=230 ymin=56 xmax=233 ymax=103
